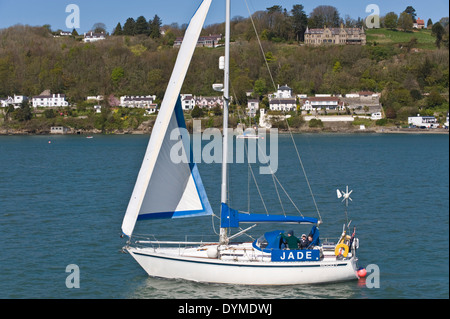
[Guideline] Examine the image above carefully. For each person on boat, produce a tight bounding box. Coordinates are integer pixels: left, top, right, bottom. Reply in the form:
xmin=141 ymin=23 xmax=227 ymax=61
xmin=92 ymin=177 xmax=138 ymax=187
xmin=280 ymin=230 xmax=301 ymax=250
xmin=307 ymin=234 xmax=315 ymax=249
xmin=299 ymin=234 xmax=309 ymax=249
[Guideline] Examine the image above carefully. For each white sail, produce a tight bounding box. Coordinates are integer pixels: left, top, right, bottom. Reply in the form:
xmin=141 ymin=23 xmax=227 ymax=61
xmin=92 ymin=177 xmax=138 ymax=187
xmin=122 ymin=0 xmax=213 ymax=237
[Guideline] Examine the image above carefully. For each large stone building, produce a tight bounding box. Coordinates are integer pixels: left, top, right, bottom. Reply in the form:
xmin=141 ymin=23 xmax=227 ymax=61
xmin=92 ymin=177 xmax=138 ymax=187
xmin=304 ymin=24 xmax=366 ymax=46
xmin=174 ymin=34 xmax=222 ymax=48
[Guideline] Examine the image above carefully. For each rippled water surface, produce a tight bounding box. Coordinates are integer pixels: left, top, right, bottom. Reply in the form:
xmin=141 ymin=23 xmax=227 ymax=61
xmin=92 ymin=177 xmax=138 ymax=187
xmin=0 ymin=133 xmax=448 ymax=299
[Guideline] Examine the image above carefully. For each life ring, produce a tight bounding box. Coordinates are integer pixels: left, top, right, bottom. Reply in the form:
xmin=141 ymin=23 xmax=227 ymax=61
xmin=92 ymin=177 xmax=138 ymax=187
xmin=335 ymin=243 xmax=349 ymax=257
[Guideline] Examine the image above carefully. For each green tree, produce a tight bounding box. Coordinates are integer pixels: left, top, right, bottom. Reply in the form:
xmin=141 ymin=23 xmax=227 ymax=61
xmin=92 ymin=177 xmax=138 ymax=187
xmin=309 ymin=118 xmax=323 ymax=128
xmin=135 ymin=16 xmax=149 ymax=35
xmin=92 ymin=23 xmax=107 ymax=34
xmin=332 ymin=61 xmax=342 ymax=74
xmin=309 ymin=5 xmax=341 ymax=28
xmin=384 ymin=12 xmax=398 ymax=30
xmin=111 ymin=67 xmax=125 ymax=86
xmin=267 ymin=5 xmax=282 ymax=14
xmin=385 ymin=106 xmax=397 ymax=119
xmin=431 ymin=22 xmax=445 ymax=48
xmin=191 ymin=105 xmax=204 ymax=118
xmin=123 ymin=18 xmax=136 ymax=36
xmin=113 ymin=23 xmax=123 ymax=36
xmin=426 ymin=90 xmax=445 ymax=108
xmin=147 ymin=69 xmax=163 ymax=95
xmin=404 ymin=6 xmax=417 ymax=23
xmin=398 ymin=12 xmax=413 ymax=32
xmin=410 ymin=89 xmax=422 ymax=101
xmin=13 ymin=104 xmax=32 ymax=122
xmin=163 ymin=29 xmax=176 ymax=46
xmin=265 ymin=51 xmax=275 ymax=63
xmin=291 ymin=4 xmax=308 ymax=42
xmin=44 ymin=109 xmax=56 ymax=119
xmin=149 ymin=15 xmax=162 ymax=38
xmin=254 ymin=79 xmax=268 ymax=98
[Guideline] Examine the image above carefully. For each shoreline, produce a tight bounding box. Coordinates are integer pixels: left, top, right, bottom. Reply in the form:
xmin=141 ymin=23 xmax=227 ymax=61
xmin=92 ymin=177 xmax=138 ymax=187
xmin=1 ymin=126 xmax=448 ymax=136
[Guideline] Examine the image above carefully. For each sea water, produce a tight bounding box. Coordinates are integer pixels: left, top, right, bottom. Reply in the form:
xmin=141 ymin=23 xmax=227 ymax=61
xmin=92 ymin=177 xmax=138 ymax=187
xmin=0 ymin=133 xmax=448 ymax=299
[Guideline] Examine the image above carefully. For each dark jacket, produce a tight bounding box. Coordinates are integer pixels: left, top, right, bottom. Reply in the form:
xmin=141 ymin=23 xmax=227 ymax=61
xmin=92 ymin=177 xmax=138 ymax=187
xmin=280 ymin=233 xmax=301 ymax=250
xmin=299 ymin=238 xmax=309 ymax=249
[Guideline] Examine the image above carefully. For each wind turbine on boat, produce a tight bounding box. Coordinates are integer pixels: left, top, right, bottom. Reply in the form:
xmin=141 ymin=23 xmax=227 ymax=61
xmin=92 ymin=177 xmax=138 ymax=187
xmin=337 ymin=185 xmax=354 ymax=238
xmin=337 ymin=186 xmax=353 ymax=207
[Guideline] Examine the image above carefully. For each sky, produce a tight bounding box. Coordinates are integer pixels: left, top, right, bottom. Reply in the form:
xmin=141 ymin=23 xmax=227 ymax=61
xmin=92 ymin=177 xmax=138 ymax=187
xmin=0 ymin=0 xmax=448 ymax=33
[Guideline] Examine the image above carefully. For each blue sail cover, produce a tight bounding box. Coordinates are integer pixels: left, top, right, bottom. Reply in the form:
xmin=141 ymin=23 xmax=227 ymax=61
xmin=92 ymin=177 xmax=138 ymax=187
xmin=220 ymin=203 xmax=318 ymax=228
xmin=262 ymin=230 xmax=285 ymax=250
xmin=308 ymin=225 xmax=320 ymax=247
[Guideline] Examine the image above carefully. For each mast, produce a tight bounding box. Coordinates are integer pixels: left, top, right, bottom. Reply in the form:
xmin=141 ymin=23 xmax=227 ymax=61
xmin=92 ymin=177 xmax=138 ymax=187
xmin=219 ymin=0 xmax=231 ymax=244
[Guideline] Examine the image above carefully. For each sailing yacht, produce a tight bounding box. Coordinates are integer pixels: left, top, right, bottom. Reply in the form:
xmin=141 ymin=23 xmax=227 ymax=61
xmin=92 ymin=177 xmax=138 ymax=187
xmin=121 ymin=0 xmax=360 ymax=285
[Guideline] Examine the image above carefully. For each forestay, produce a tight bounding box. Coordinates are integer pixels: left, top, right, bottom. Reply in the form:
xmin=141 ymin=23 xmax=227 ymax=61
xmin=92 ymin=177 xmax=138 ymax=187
xmin=122 ymin=0 xmax=213 ymax=237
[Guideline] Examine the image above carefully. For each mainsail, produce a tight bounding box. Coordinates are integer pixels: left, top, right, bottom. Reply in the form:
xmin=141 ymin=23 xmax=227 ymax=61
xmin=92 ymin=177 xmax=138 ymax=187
xmin=122 ymin=0 xmax=213 ymax=237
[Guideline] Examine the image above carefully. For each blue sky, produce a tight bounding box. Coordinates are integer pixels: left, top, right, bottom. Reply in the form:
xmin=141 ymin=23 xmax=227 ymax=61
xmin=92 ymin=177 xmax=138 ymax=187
xmin=0 ymin=0 xmax=448 ymax=33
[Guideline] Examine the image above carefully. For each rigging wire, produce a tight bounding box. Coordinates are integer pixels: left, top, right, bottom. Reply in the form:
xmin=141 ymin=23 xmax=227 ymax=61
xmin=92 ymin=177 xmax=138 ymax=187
xmin=230 ymin=81 xmax=270 ymax=215
xmin=243 ymin=0 xmax=323 ymax=223
xmin=229 ymin=41 xmax=301 ymax=218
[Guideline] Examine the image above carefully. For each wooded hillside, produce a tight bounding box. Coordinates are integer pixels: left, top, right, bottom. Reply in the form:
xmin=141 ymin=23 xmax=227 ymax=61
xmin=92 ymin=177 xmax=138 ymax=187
xmin=0 ymin=19 xmax=448 ymax=122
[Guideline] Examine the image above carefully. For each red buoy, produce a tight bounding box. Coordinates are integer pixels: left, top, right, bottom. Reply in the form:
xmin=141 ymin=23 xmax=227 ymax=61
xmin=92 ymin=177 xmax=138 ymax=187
xmin=357 ymin=268 xmax=367 ymax=278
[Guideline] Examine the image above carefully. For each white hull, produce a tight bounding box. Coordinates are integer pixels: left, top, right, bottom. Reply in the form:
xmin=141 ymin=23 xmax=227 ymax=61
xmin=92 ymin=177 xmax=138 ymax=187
xmin=126 ymin=245 xmax=359 ymax=285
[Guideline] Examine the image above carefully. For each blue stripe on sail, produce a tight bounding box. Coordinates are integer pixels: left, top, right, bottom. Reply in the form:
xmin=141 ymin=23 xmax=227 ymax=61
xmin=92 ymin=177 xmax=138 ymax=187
xmin=174 ymin=97 xmax=213 ymax=217
xmin=138 ymin=209 xmax=209 ymax=221
xmin=138 ymin=98 xmax=213 ymax=221
xmin=190 ymin=162 xmax=214 ymax=216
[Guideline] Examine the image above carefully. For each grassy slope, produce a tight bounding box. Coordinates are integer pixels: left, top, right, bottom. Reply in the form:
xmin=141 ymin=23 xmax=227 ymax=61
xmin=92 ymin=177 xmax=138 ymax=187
xmin=366 ymin=28 xmax=436 ymax=49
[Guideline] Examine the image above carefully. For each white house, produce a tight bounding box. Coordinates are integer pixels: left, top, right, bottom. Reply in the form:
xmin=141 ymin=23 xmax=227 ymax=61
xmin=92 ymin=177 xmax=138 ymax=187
xmin=50 ymin=126 xmax=68 ymax=134
xmin=145 ymin=105 xmax=158 ymax=115
xmin=413 ymin=18 xmax=425 ymax=29
xmin=32 ymin=93 xmax=69 ymax=108
xmin=195 ymin=96 xmax=224 ymax=109
xmin=346 ymin=91 xmax=379 ymax=99
xmin=346 ymin=92 xmax=360 ymax=98
xmin=174 ymin=34 xmax=222 ymax=48
xmin=268 ymin=84 xmax=297 ymax=111
xmin=94 ymin=105 xmax=102 ymax=114
xmin=181 ymin=94 xmax=195 ymax=110
xmin=408 ymin=115 xmax=439 ymax=128
xmin=271 ymin=85 xmax=293 ymax=99
xmin=0 ymin=95 xmax=28 ymax=109
xmin=269 ymin=99 xmax=297 ymax=112
xmin=247 ymin=99 xmax=259 ymax=117
xmin=371 ymin=112 xmax=382 ymax=120
xmin=301 ymin=97 xmax=344 ymax=111
xmin=87 ymin=95 xmax=104 ymax=102
xmin=83 ymin=32 xmax=106 ymax=43
xmin=0 ymin=97 xmax=8 ymax=108
xmin=120 ymin=95 xmax=157 ymax=108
